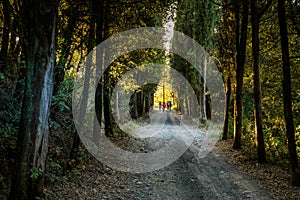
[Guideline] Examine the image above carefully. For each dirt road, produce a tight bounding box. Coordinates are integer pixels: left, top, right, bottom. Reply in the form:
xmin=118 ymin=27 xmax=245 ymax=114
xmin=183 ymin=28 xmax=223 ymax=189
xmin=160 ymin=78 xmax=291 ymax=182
xmin=46 ymin=111 xmax=270 ymax=199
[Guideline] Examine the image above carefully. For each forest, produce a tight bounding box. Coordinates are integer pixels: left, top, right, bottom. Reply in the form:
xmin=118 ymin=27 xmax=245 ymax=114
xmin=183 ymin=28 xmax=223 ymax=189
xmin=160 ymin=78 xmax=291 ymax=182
xmin=0 ymin=0 xmax=299 ymax=199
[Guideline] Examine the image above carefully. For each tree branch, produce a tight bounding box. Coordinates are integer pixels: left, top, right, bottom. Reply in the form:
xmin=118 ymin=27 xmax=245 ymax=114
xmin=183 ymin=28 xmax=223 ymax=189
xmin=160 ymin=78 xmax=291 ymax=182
xmin=258 ymin=0 xmax=273 ymax=19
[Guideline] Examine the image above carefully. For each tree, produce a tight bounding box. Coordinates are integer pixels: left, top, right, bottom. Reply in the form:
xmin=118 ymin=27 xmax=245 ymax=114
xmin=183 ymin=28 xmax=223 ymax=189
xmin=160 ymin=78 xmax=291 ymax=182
xmin=194 ymin=0 xmax=219 ymax=123
xmin=277 ymin=0 xmax=300 ymax=186
xmin=173 ymin=0 xmax=219 ymax=123
xmin=250 ymin=0 xmax=270 ymax=163
xmin=54 ymin=1 xmax=80 ymax=95
xmin=218 ymin=1 xmax=236 ymax=140
xmin=223 ymin=74 xmax=231 ymax=140
xmin=233 ymin=0 xmax=249 ymax=149
xmin=8 ymin=0 xmax=58 ymax=199
xmin=94 ymin=0 xmax=107 ymax=138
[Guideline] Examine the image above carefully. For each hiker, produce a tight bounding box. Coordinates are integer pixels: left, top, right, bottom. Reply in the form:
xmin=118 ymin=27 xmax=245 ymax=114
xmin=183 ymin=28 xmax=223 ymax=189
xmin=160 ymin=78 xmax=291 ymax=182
xmin=159 ymin=101 xmax=162 ymax=111
xmin=162 ymin=102 xmax=166 ymax=112
xmin=167 ymin=101 xmax=172 ymax=111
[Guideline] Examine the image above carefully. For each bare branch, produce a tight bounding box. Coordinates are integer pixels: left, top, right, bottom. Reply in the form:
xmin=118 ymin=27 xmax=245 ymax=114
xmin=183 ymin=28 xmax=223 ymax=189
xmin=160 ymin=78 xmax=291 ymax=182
xmin=258 ymin=0 xmax=273 ymax=19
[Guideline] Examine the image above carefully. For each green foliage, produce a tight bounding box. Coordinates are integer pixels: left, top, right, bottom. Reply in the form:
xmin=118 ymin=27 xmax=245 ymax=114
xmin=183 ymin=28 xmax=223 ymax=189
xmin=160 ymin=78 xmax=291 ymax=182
xmin=0 ymin=78 xmax=21 ymax=167
xmin=52 ymin=96 xmax=70 ymax=112
xmin=241 ymin=128 xmax=257 ymax=161
xmin=265 ymin=131 xmax=288 ymax=161
xmin=46 ymin=76 xmax=84 ymax=185
xmin=45 ymin=160 xmax=83 ymax=184
xmin=45 ymin=147 xmax=65 ymax=184
xmin=46 ymin=74 xmax=89 ymax=186
xmin=51 ymin=78 xmax=73 ymax=112
xmin=45 ymin=146 xmax=85 ymax=185
xmin=0 ymin=73 xmax=5 ymax=80
xmin=29 ymin=168 xmax=43 ymax=180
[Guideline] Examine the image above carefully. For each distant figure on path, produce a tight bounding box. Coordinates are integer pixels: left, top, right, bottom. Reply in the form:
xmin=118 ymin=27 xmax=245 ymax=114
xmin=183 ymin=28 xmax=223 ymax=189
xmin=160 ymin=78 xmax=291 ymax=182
xmin=159 ymin=101 xmax=162 ymax=111
xmin=162 ymin=102 xmax=166 ymax=112
xmin=167 ymin=101 xmax=172 ymax=111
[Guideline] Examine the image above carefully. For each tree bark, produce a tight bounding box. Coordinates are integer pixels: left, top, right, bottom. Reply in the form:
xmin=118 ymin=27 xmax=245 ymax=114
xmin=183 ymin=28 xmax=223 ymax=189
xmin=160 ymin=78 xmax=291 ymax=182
xmin=251 ymin=0 xmax=266 ymax=163
xmin=104 ymin=71 xmax=113 ymax=136
xmin=201 ymin=54 xmax=207 ymax=122
xmin=223 ymin=76 xmax=231 ymax=140
xmin=233 ymin=0 xmax=249 ymax=150
xmin=94 ymin=0 xmax=108 ymax=138
xmin=277 ymin=0 xmax=300 ymax=186
xmin=9 ymin=0 xmax=57 ymax=199
xmin=101 ymin=0 xmax=113 ymax=137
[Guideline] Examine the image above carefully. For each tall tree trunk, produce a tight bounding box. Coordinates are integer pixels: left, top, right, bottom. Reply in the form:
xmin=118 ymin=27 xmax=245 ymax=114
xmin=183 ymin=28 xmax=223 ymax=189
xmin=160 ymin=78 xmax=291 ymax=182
xmin=115 ymin=91 xmax=120 ymax=121
xmin=201 ymin=54 xmax=207 ymax=122
xmin=71 ymin=57 xmax=91 ymax=158
xmin=278 ymin=0 xmax=300 ymax=186
xmin=71 ymin=3 xmax=96 ymax=158
xmin=219 ymin=2 xmax=235 ymax=140
xmin=94 ymin=0 xmax=108 ymax=137
xmin=251 ymin=0 xmax=266 ymax=164
xmin=223 ymin=76 xmax=231 ymax=140
xmin=140 ymin=91 xmax=144 ymax=117
xmin=104 ymin=71 xmax=113 ymax=136
xmin=179 ymin=96 xmax=185 ymax=115
xmin=9 ymin=0 xmax=57 ymax=199
xmin=101 ymin=0 xmax=113 ymax=137
xmin=185 ymin=95 xmax=190 ymax=117
xmin=137 ymin=91 xmax=141 ymax=118
xmin=142 ymin=91 xmax=146 ymax=117
xmin=53 ymin=5 xmax=78 ymax=95
xmin=233 ymin=0 xmax=249 ymax=150
xmin=131 ymin=92 xmax=138 ymax=119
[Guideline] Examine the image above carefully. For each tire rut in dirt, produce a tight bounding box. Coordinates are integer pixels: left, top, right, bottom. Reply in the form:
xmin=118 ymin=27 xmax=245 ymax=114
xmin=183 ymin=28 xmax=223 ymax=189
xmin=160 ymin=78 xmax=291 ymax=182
xmin=165 ymin=112 xmax=180 ymax=126
xmin=184 ymin=149 xmax=270 ymax=199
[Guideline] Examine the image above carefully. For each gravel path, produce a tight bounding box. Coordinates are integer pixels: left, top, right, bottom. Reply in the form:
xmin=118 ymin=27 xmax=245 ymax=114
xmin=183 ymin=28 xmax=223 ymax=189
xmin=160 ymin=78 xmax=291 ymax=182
xmin=46 ymin=111 xmax=271 ymax=199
